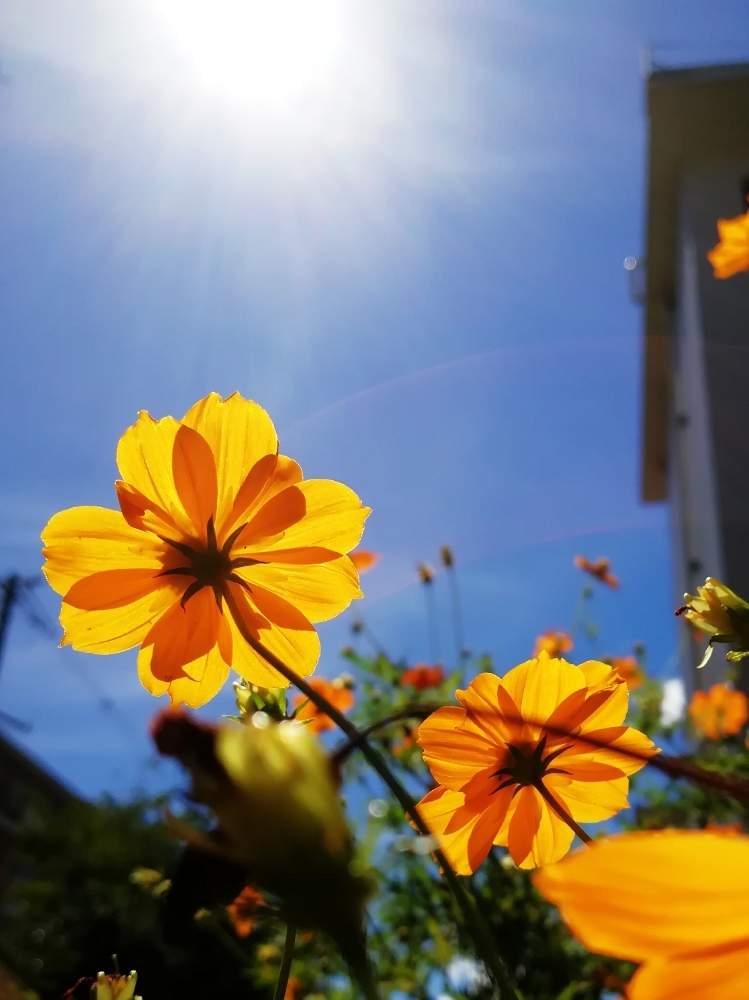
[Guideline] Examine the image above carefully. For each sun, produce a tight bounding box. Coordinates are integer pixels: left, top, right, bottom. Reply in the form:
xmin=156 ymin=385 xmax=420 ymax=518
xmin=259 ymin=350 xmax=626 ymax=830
xmin=156 ymin=0 xmax=343 ymax=110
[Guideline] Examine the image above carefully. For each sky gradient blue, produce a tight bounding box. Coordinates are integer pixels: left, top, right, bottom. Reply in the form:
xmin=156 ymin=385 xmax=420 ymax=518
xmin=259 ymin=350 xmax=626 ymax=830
xmin=2 ymin=1 xmax=749 ymax=798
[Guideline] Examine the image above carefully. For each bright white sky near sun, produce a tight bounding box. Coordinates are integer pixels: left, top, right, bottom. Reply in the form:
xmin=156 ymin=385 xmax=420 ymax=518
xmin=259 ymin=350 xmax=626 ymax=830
xmin=1 ymin=0 xmax=749 ymax=797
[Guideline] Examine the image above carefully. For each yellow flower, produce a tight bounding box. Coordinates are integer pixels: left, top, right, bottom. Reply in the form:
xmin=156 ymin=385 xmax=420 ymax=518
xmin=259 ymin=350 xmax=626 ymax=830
xmin=533 ymin=631 xmax=574 ymax=658
xmin=689 ymin=683 xmax=749 ymax=740
xmin=535 ymin=830 xmax=749 ymax=1000
xmin=41 ymin=393 xmax=370 ymax=707
xmin=92 ymin=972 xmax=140 ymax=1000
xmin=677 ymin=577 xmax=749 ymax=668
xmin=415 ymin=654 xmax=657 ymax=873
xmin=707 ymin=208 xmax=749 ymax=279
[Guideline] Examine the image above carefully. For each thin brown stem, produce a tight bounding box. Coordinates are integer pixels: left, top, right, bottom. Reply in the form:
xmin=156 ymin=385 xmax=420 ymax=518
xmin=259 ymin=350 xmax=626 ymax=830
xmin=272 ymin=922 xmax=296 ymax=1000
xmin=533 ymin=780 xmax=592 ymax=845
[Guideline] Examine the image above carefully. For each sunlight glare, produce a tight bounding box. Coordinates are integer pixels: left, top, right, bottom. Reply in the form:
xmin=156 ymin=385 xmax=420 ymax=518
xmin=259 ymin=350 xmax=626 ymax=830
xmin=157 ymin=0 xmax=343 ymax=109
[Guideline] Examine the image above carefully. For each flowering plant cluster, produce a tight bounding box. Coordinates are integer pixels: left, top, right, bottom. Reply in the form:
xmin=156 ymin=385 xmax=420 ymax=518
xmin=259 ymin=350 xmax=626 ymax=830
xmin=8 ymin=392 xmax=748 ymax=1000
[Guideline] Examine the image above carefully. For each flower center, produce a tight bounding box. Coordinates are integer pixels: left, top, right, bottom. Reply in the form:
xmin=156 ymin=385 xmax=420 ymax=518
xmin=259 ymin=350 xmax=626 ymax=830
xmin=159 ymin=518 xmax=259 ymax=608
xmin=492 ymin=736 xmax=572 ymax=793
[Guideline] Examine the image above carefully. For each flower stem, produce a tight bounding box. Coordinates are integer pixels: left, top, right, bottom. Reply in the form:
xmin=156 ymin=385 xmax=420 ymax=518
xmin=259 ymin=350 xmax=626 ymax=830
xmin=224 ymin=594 xmax=519 ymax=999
xmin=534 ymin=780 xmax=592 ymax=845
xmin=272 ymin=922 xmax=296 ymax=1000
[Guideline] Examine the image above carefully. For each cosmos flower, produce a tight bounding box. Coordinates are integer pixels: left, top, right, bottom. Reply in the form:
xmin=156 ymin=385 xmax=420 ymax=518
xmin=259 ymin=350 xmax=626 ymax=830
xmin=41 ymin=393 xmax=370 ymax=707
xmin=707 ymin=208 xmax=749 ymax=279
xmin=350 ymin=549 xmax=380 ymax=573
xmin=604 ymin=655 xmax=644 ymax=691
xmin=401 ymin=664 xmax=445 ymax=690
xmin=293 ymin=676 xmax=354 ymax=733
xmin=573 ymin=555 xmax=619 ymax=588
xmin=689 ymin=683 xmax=749 ymax=740
xmin=533 ymin=631 xmax=574 ymax=659
xmin=415 ymin=654 xmax=657 ymax=872
xmin=535 ymin=830 xmax=749 ymax=1000
xmin=226 ymin=884 xmax=264 ymax=938
xmin=677 ymin=577 xmax=749 ymax=668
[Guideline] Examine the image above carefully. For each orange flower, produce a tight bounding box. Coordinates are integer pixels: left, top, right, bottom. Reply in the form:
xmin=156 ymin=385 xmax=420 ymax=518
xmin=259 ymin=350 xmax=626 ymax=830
xmin=415 ymin=654 xmax=657 ymax=873
xmin=573 ymin=555 xmax=619 ymax=588
xmin=689 ymin=683 xmax=749 ymax=739
xmin=417 ymin=563 xmax=435 ymax=585
xmin=293 ymin=676 xmax=354 ymax=732
xmin=401 ymin=664 xmax=445 ymax=690
xmin=605 ymin=655 xmax=644 ymax=691
xmin=535 ymin=830 xmax=749 ymax=1000
xmin=707 ymin=208 xmax=749 ymax=279
xmin=226 ymin=884 xmax=264 ymax=938
xmin=533 ymin=631 xmax=573 ymax=658
xmin=350 ymin=549 xmax=380 ymax=573
xmin=41 ymin=393 xmax=370 ymax=708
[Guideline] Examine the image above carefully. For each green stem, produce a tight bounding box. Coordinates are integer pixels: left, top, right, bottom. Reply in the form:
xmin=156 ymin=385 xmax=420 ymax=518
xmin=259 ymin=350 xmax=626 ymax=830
xmin=224 ymin=592 xmax=518 ymax=999
xmin=272 ymin=922 xmax=296 ymax=1000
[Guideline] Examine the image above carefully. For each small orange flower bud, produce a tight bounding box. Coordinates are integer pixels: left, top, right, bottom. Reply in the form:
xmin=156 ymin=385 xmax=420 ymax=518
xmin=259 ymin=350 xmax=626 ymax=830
xmin=417 ymin=563 xmax=435 ymax=585
xmin=439 ymin=545 xmax=454 ymax=568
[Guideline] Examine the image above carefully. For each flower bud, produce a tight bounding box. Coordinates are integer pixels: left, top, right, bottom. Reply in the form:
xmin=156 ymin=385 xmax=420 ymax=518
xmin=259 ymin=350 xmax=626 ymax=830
xmin=677 ymin=577 xmax=749 ymax=667
xmin=417 ymin=563 xmax=435 ymax=585
xmin=91 ymin=972 xmax=140 ymax=1000
xmin=152 ymin=711 xmax=370 ymax=974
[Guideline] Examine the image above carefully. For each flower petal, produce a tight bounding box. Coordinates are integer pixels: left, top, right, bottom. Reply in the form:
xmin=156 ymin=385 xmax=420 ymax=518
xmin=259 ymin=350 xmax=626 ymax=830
xmin=181 ymin=392 xmax=279 ymax=527
xmin=116 ymin=411 xmax=193 ymax=535
xmin=237 ymin=480 xmax=370 ymax=555
xmin=628 ymin=944 xmax=749 ymax=1000
xmin=534 ymin=830 xmax=749 ymax=962
xmin=142 ymin=589 xmax=222 ymax=681
xmin=171 ymin=424 xmax=218 ymax=538
xmin=234 ymin=556 xmax=362 ymax=624
xmin=417 ymin=706 xmax=498 ymax=790
xmin=60 ymin=581 xmax=180 ymax=654
xmin=222 ymin=454 xmax=302 ymax=538
xmin=416 ymin=785 xmax=512 ymax=875
xmin=42 ymin=506 xmax=167 ymax=596
xmin=507 ymin=786 xmax=542 ymax=866
xmin=547 ymin=772 xmax=630 ymax=823
xmin=138 ymin=640 xmax=230 ymax=708
xmin=517 ymin=797 xmax=575 ymax=870
xmin=565 ymin=726 xmax=658 ymax=776
xmin=456 ymin=673 xmax=522 ymax=744
xmin=226 ymin=582 xmax=320 ymax=688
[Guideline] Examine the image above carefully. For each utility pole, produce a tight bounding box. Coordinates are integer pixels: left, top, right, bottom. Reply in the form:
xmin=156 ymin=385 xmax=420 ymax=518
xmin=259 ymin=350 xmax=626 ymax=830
xmin=0 ymin=574 xmax=48 ymax=732
xmin=0 ymin=574 xmax=21 ymax=679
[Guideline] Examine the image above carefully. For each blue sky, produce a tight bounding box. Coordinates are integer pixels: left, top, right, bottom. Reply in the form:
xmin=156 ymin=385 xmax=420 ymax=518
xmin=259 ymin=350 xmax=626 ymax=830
xmin=1 ymin=0 xmax=748 ymax=798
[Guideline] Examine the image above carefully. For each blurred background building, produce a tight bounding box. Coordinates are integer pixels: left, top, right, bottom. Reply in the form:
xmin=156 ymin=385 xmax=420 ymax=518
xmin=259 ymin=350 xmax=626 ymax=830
xmin=639 ymin=62 xmax=749 ymax=688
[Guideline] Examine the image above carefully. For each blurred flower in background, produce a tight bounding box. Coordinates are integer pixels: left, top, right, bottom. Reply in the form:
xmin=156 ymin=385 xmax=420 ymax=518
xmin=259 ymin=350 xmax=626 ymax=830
xmin=533 ymin=630 xmax=574 ymax=658
xmin=293 ymin=675 xmax=354 ymax=732
xmin=574 ymin=555 xmax=620 ymax=588
xmin=708 ymin=206 xmax=749 ymax=279
xmin=689 ymin=683 xmax=749 ymax=740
